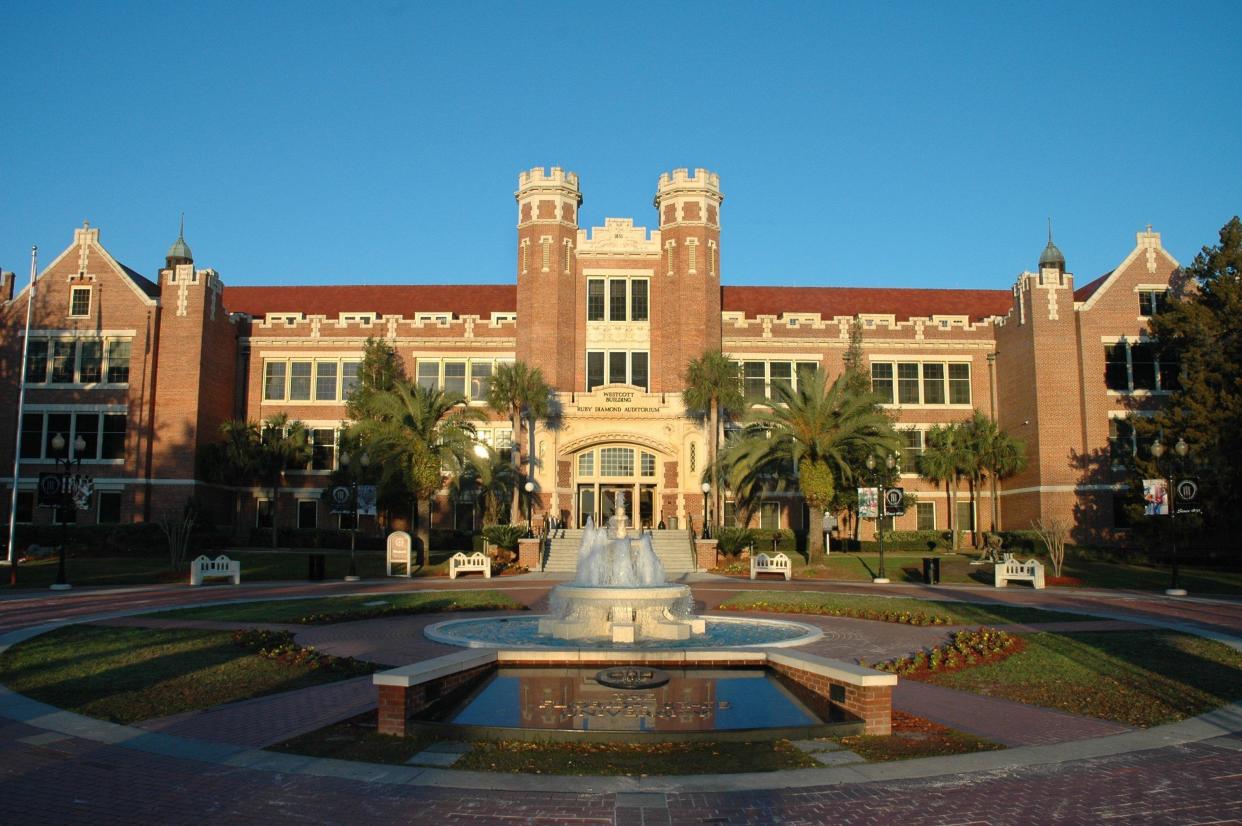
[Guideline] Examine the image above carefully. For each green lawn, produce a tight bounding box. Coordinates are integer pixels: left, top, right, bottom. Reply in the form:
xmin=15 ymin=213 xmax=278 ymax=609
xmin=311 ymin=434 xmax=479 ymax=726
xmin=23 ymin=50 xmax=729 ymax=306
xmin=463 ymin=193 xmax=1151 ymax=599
xmin=2 ymin=547 xmax=468 ymax=590
xmin=926 ymin=630 xmax=1242 ymax=727
xmin=148 ymin=590 xmax=525 ymax=624
xmin=717 ymin=591 xmax=1094 ymax=625
xmin=1059 ymin=558 xmax=1242 ymax=595
xmin=0 ymin=625 xmax=373 ymax=723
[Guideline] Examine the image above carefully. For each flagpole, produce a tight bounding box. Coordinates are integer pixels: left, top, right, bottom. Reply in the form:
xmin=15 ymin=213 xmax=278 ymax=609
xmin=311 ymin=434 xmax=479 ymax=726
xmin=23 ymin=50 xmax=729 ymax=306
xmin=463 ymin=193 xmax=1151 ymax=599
xmin=6 ymin=246 xmax=37 ymax=585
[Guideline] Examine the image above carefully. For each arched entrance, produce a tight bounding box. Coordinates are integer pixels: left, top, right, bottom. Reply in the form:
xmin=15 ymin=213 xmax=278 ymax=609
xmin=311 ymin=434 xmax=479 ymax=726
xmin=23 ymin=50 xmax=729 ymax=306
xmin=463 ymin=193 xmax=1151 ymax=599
xmin=572 ymin=443 xmax=661 ymax=529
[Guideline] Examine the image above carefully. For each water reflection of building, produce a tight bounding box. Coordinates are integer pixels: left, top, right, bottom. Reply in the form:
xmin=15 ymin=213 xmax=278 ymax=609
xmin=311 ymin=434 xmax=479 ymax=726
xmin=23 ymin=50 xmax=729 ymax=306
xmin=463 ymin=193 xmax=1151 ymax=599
xmin=516 ymin=668 xmax=719 ymax=732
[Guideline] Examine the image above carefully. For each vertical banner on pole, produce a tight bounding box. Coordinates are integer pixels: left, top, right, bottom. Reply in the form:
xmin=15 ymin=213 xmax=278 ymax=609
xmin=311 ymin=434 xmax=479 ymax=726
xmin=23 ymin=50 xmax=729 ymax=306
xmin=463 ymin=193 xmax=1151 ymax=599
xmin=1143 ymin=479 xmax=1169 ymax=516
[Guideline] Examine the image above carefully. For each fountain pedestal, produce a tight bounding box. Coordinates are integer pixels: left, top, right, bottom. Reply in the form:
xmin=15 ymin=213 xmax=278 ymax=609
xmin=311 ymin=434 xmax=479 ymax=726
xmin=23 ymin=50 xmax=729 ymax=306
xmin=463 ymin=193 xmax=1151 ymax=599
xmin=537 ymin=583 xmax=706 ymax=643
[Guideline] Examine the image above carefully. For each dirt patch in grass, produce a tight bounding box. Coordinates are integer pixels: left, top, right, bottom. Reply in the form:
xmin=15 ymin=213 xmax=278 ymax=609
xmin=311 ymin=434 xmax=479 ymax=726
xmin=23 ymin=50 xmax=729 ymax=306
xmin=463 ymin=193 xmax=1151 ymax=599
xmin=717 ymin=591 xmax=1091 ymax=626
xmin=0 ymin=626 xmax=372 ymax=724
xmin=838 ymin=711 xmax=1005 ymax=762
xmin=149 ymin=590 xmax=525 ymax=625
xmin=927 ymin=630 xmax=1242 ymax=727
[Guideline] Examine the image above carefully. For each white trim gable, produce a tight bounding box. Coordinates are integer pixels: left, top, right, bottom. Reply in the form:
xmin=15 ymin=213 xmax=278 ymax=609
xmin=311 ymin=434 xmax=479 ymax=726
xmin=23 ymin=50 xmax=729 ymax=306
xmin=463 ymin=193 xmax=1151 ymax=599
xmin=1078 ymin=228 xmax=1181 ymax=313
xmin=10 ymin=226 xmax=159 ymax=308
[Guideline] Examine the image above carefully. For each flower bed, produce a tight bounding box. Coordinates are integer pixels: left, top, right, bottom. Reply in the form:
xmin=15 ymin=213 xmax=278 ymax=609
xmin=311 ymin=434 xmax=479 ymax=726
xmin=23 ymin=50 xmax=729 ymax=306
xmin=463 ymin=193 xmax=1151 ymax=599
xmin=232 ymin=629 xmax=375 ymax=675
xmin=867 ymin=627 xmax=1022 ymax=677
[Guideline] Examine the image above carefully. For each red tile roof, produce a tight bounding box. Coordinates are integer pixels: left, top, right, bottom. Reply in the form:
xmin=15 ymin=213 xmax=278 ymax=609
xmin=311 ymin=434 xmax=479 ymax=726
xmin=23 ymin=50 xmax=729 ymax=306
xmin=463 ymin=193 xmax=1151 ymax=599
xmin=721 ymin=286 xmax=1012 ymax=322
xmin=1073 ymin=271 xmax=1112 ymax=302
xmin=223 ymin=284 xmax=517 ymax=318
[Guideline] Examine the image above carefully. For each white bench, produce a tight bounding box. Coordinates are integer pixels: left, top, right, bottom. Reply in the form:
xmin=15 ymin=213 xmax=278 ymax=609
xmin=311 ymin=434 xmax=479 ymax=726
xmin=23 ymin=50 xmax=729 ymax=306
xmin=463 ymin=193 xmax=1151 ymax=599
xmin=750 ymin=551 xmax=791 ymax=581
xmin=190 ymin=554 xmax=240 ymax=586
xmin=449 ymin=551 xmax=491 ymax=580
xmin=994 ymin=554 xmax=1045 ymax=589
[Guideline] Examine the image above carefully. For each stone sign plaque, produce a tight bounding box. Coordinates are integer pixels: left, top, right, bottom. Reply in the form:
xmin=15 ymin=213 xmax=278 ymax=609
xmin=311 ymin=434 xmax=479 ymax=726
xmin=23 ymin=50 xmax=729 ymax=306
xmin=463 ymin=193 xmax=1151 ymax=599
xmin=386 ymin=530 xmax=412 ymax=577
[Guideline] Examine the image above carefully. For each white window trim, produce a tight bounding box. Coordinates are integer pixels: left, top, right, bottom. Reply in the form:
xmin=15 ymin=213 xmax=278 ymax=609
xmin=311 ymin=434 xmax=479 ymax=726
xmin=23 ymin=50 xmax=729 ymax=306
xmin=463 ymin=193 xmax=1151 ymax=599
xmin=869 ymin=358 xmax=973 ymax=408
xmin=916 ymin=501 xmax=936 ymax=530
xmin=68 ymin=286 xmax=92 ymax=318
xmin=261 ymin=356 xmax=362 ymax=404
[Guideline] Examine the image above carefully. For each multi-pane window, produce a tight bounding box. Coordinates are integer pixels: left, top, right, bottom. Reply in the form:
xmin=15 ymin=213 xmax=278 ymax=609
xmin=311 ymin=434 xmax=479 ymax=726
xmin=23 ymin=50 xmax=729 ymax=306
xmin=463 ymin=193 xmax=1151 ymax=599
xmin=25 ymin=340 xmax=48 ymax=383
xmin=18 ymin=411 xmax=127 ymax=461
xmin=901 ymin=429 xmax=924 ymax=467
xmin=760 ymin=501 xmax=780 ymax=531
xmin=51 ymin=340 xmax=76 ymax=383
xmin=586 ymin=351 xmax=650 ymax=391
xmin=599 ymin=447 xmax=635 ymax=476
xmin=315 ymin=362 xmax=338 ymax=401
xmin=310 ymin=428 xmax=337 ymax=470
xmin=298 ymin=500 xmax=318 ymax=529
xmin=1103 ymin=341 xmax=1177 ymax=393
xmin=640 ymin=451 xmax=656 ymax=477
xmin=916 ymin=501 xmax=935 ymax=531
xmin=1138 ymin=290 xmax=1168 ymax=317
xmin=737 ymin=361 xmax=819 ymax=402
xmin=871 ymin=361 xmax=972 ymax=406
xmin=69 ymin=287 xmax=91 ymax=317
xmin=587 ymin=280 xmax=605 ymax=321
xmin=631 ymin=280 xmax=649 ymax=322
xmin=413 ymin=358 xmax=506 ymax=401
xmin=106 ymin=340 xmax=130 ymax=384
xmin=263 ymin=358 xmax=363 ymax=402
xmin=578 ymin=452 xmax=594 ymax=477
xmin=586 ymin=277 xmax=650 ymax=323
xmin=955 ymin=501 xmax=975 ymax=531
xmin=1109 ymin=416 xmax=1157 ymax=465
xmin=609 ymin=279 xmax=627 ymax=321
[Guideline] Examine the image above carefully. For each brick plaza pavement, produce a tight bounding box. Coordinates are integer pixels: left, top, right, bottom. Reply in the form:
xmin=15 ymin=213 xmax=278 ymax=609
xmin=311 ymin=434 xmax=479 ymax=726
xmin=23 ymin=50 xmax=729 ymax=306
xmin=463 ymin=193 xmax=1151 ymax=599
xmin=0 ymin=573 xmax=1239 ymax=824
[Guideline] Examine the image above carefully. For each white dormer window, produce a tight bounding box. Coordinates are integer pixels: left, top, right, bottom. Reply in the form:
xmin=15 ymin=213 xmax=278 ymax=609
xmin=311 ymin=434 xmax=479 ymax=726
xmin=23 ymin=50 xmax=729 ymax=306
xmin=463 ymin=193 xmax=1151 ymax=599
xmin=69 ymin=287 xmax=92 ymax=317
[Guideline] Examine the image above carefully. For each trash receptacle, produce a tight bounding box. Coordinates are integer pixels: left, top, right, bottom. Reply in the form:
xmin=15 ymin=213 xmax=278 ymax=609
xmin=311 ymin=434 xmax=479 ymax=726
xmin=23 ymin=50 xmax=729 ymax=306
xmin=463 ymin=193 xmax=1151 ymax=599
xmin=922 ymin=556 xmax=941 ymax=585
xmin=308 ymin=553 xmax=326 ymax=581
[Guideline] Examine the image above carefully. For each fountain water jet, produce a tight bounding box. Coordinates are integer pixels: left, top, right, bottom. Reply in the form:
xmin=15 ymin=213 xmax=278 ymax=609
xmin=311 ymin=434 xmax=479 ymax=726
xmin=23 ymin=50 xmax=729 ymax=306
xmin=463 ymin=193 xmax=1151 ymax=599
xmin=537 ymin=494 xmax=705 ymax=643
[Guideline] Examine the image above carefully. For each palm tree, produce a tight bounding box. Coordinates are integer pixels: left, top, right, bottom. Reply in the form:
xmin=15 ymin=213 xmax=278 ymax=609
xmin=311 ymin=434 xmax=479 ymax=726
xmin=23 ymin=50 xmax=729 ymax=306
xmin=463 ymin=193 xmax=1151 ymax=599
xmin=257 ymin=413 xmax=312 ymax=549
xmin=451 ymin=447 xmax=520 ymax=527
xmin=972 ymin=416 xmax=1028 ymax=534
xmin=919 ymin=422 xmax=972 ymax=551
xmin=200 ymin=419 xmax=262 ymax=538
xmin=720 ymin=370 xmax=898 ymax=562
xmin=683 ymin=351 xmax=745 ymax=530
xmin=486 ymin=361 xmax=552 ymax=525
xmin=349 ymin=381 xmax=483 ymax=565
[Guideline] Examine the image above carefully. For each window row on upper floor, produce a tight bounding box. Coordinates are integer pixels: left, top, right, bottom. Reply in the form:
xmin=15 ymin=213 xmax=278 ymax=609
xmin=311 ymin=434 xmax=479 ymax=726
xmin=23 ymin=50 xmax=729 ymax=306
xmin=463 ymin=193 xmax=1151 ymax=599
xmin=577 ymin=447 xmax=658 ymax=479
xmin=20 ymin=410 xmax=127 ymax=462
xmin=872 ymin=361 xmax=972 ymax=406
xmin=25 ymin=337 xmax=131 ymax=386
xmin=416 ymin=358 xmax=512 ymax=401
xmin=587 ymin=277 xmax=649 ymax=323
xmin=733 ymin=360 xmax=820 ymax=402
xmin=263 ymin=358 xmax=361 ymax=403
xmin=1104 ymin=342 xmax=1178 ymax=393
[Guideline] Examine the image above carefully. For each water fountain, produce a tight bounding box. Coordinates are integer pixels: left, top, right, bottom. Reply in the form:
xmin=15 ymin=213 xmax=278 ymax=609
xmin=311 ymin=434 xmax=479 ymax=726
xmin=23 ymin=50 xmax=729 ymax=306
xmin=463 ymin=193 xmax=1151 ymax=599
xmin=536 ymin=495 xmax=705 ymax=643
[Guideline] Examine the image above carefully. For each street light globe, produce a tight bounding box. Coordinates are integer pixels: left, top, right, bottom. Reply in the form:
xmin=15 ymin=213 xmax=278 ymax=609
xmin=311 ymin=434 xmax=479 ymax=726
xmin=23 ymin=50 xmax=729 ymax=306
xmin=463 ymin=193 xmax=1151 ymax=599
xmin=885 ymin=454 xmax=896 ymax=470
xmin=701 ymin=482 xmax=711 ymax=494
xmin=360 ymin=452 xmax=370 ymax=467
xmin=1174 ymin=438 xmax=1189 ymax=458
xmin=51 ymin=432 xmax=65 ymax=452
xmin=524 ymin=481 xmax=534 ymax=493
xmin=865 ymin=454 xmax=876 ymax=471
xmin=339 ymin=451 xmax=350 ymax=467
xmin=1150 ymin=440 xmax=1165 ymax=459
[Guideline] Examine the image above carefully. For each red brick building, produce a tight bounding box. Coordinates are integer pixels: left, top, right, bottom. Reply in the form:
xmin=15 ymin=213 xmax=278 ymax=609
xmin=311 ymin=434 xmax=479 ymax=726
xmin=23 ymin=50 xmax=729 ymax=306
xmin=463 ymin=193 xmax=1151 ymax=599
xmin=0 ymin=168 xmax=1181 ymax=544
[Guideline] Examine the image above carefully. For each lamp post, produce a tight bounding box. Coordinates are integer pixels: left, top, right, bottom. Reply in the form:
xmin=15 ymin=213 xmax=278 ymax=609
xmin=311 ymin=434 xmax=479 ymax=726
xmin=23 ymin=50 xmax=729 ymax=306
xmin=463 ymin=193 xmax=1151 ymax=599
xmin=701 ymin=482 xmax=712 ymax=540
xmin=524 ymin=481 xmax=535 ymax=537
xmin=49 ymin=432 xmax=86 ymax=591
xmin=338 ymin=449 xmax=369 ymax=582
xmin=1150 ymin=437 xmax=1189 ymax=596
xmin=866 ymin=452 xmax=896 ymax=584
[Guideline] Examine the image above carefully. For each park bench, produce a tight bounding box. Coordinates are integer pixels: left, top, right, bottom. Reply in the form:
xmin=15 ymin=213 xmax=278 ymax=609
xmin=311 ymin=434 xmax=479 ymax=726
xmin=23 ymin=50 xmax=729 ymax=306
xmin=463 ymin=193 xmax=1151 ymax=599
xmin=993 ymin=553 xmax=1045 ymax=589
xmin=449 ymin=551 xmax=491 ymax=580
xmin=750 ymin=551 xmax=792 ymax=581
xmin=190 ymin=554 xmax=241 ymax=586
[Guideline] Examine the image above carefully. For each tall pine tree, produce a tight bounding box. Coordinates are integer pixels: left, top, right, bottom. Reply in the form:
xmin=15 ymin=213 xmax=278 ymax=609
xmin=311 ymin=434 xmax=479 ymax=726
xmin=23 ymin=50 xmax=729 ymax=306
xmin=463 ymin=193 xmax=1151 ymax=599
xmin=1134 ymin=216 xmax=1242 ymax=550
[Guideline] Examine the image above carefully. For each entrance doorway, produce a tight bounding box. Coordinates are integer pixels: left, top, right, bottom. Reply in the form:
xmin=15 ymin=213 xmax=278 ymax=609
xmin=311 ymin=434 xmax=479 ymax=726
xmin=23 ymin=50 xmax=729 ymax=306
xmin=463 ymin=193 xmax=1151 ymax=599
xmin=572 ymin=444 xmax=664 ymax=530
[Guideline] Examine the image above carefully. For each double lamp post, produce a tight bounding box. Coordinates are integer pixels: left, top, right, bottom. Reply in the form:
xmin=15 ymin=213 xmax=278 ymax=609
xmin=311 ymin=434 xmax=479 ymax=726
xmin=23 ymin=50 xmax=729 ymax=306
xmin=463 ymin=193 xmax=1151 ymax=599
xmin=337 ymin=449 xmax=369 ymax=581
xmin=48 ymin=432 xmax=86 ymax=591
xmin=865 ymin=451 xmax=898 ymax=585
xmin=1149 ymin=436 xmax=1190 ymax=597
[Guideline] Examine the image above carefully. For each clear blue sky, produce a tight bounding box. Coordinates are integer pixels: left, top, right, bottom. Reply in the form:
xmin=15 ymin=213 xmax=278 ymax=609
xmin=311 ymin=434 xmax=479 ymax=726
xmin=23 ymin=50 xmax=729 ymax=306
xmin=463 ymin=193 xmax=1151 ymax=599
xmin=2 ymin=1 xmax=1238 ymax=290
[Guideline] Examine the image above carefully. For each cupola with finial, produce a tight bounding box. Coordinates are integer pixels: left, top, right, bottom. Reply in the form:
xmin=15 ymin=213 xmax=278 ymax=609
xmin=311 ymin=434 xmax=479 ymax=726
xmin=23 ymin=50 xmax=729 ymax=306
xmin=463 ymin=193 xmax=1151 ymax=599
xmin=166 ymin=213 xmax=193 ymax=268
xmin=1039 ymin=218 xmax=1065 ymax=274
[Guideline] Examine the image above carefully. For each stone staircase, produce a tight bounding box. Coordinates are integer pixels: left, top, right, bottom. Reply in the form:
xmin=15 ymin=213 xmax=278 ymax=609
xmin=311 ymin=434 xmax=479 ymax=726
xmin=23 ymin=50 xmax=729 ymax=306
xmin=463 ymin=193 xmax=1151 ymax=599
xmin=540 ymin=529 xmax=698 ymax=575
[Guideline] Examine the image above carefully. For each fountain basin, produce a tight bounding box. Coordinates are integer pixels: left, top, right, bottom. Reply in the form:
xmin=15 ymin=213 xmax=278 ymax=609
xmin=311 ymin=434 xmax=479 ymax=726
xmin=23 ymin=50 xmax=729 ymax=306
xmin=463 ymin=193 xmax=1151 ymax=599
xmin=425 ymin=614 xmax=823 ymax=649
xmin=539 ymin=583 xmax=702 ymax=643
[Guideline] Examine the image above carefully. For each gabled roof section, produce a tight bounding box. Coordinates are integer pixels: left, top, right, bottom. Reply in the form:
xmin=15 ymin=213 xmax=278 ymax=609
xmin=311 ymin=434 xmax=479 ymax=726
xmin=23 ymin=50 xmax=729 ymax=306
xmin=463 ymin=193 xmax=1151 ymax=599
xmin=722 ymin=285 xmax=1011 ymax=322
xmin=223 ymin=284 xmax=517 ymax=318
xmin=117 ymin=261 xmax=160 ymax=298
xmin=1073 ymin=271 xmax=1111 ymax=302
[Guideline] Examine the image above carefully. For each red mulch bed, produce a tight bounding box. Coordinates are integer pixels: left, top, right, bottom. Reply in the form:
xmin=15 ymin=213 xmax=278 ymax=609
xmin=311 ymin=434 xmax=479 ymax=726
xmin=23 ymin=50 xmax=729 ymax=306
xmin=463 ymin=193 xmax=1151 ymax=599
xmin=1047 ymin=575 xmax=1084 ymax=587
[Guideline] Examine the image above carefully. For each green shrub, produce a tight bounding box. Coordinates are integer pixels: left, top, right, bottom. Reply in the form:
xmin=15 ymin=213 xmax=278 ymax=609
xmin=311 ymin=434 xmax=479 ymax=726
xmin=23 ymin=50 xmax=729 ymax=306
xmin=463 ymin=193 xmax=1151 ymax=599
xmin=715 ymin=526 xmax=756 ymax=556
xmin=482 ymin=524 xmax=527 ymax=551
xmin=749 ymin=529 xmax=796 ymax=554
xmin=871 ymin=530 xmax=952 ymax=551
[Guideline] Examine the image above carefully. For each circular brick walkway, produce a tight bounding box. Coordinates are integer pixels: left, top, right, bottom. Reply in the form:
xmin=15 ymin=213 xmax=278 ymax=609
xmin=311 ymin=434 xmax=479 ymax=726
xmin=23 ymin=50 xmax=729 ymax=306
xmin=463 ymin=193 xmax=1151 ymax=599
xmin=1 ymin=574 xmax=1239 ymax=824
